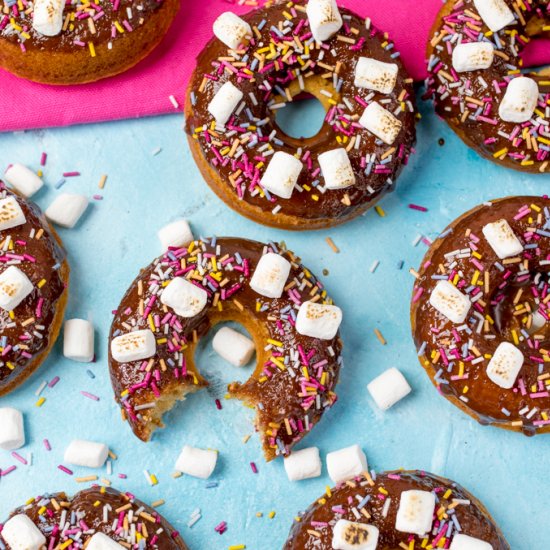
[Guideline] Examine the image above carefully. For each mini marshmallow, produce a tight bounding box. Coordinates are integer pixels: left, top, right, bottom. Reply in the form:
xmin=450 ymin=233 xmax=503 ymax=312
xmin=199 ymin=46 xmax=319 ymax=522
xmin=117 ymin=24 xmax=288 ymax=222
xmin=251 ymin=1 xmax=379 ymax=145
xmin=326 ymin=444 xmax=368 ymax=484
xmin=452 ymin=42 xmax=494 ymax=72
xmin=45 ymin=193 xmax=88 ymax=228
xmin=367 ymin=367 xmax=411 ymax=410
xmin=64 ymin=439 xmax=109 ymax=469
xmin=306 ymin=0 xmax=343 ymax=42
xmin=260 ymin=151 xmax=303 ymax=199
xmin=318 ymin=148 xmax=355 ymax=190
xmin=111 ymin=329 xmax=156 ymax=363
xmin=212 ymin=326 xmax=255 ymax=367
xmin=0 ymin=266 xmax=33 ymax=312
xmin=161 ymin=277 xmax=208 ymax=317
xmin=354 ymin=57 xmax=398 ymax=94
xmin=482 ymin=219 xmax=523 ymax=259
xmin=486 ymin=341 xmax=523 ymax=389
xmin=450 ymin=534 xmax=493 ymax=550
xmin=32 ymin=0 xmax=64 ymax=36
xmin=0 ymin=196 xmax=26 ymax=231
xmin=473 ymin=0 xmax=515 ymax=32
xmin=395 ymin=490 xmax=436 ymax=536
xmin=63 ymin=319 xmax=94 ymax=363
xmin=283 ymin=447 xmax=322 ymax=481
xmin=208 ymin=81 xmax=244 ymax=127
xmin=498 ymin=76 xmax=539 ymax=123
xmin=359 ymin=102 xmax=402 ymax=145
xmin=175 ymin=445 xmax=217 ymax=479
xmin=429 ymin=280 xmax=471 ymax=324
xmin=1 ymin=514 xmax=46 ymax=550
xmin=250 ymin=252 xmax=291 ymax=299
xmin=332 ymin=520 xmax=379 ymax=550
xmin=157 ymin=219 xmax=193 ymax=251
xmin=87 ymin=533 xmax=125 ymax=550
xmin=213 ymin=11 xmax=251 ymax=50
xmin=0 ymin=407 xmax=25 ymax=450
xmin=3 ymin=164 xmax=43 ymax=198
xmin=295 ymin=301 xmax=342 ymax=340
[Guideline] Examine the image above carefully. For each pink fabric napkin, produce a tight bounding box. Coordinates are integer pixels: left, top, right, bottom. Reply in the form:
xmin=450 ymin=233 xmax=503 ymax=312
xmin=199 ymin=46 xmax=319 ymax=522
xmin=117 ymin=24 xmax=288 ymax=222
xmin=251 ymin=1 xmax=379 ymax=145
xmin=1 ymin=0 xmax=548 ymax=132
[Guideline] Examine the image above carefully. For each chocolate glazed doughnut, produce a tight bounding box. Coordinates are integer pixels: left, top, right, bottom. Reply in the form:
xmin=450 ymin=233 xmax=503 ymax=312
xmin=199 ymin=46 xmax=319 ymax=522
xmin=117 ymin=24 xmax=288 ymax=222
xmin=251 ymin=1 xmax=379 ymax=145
xmin=426 ymin=0 xmax=550 ymax=173
xmin=284 ymin=470 xmax=509 ymax=549
xmin=185 ymin=1 xmax=416 ymax=230
xmin=411 ymin=196 xmax=550 ymax=435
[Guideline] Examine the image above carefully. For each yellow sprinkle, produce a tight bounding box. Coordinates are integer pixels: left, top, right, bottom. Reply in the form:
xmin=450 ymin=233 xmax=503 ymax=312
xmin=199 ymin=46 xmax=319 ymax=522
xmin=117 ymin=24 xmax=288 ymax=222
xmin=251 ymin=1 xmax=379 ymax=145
xmin=268 ymin=511 xmax=276 ymax=519
xmin=88 ymin=42 xmax=96 ymax=57
xmin=36 ymin=397 xmax=46 ymax=407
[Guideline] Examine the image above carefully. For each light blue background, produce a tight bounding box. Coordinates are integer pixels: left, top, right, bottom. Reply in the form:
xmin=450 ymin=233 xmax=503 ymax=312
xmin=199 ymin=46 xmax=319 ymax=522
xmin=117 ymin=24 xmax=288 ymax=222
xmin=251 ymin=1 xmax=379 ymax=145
xmin=0 ymin=99 xmax=548 ymax=549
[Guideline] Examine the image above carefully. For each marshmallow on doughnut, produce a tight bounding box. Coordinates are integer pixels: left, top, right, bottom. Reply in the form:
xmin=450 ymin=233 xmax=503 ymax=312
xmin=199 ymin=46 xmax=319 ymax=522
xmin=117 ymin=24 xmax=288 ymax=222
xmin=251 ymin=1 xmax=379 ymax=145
xmin=32 ymin=0 xmax=65 ymax=36
xmin=367 ymin=367 xmax=411 ymax=410
xmin=326 ymin=444 xmax=368 ymax=484
xmin=0 ymin=266 xmax=33 ymax=311
xmin=111 ymin=329 xmax=156 ymax=363
xmin=354 ymin=57 xmax=398 ymax=94
xmin=318 ymin=149 xmax=355 ymax=190
xmin=63 ymin=319 xmax=95 ymax=363
xmin=3 ymin=164 xmax=43 ymax=198
xmin=45 ymin=193 xmax=88 ymax=228
xmin=161 ymin=277 xmax=208 ymax=317
xmin=1 ymin=514 xmax=46 ymax=550
xmin=498 ymin=77 xmax=539 ymax=123
xmin=482 ymin=219 xmax=523 ymax=259
xmin=486 ymin=341 xmax=523 ymax=389
xmin=87 ymin=533 xmax=125 ymax=550
xmin=473 ymin=0 xmax=515 ymax=32
xmin=208 ymin=81 xmax=244 ymax=127
xmin=157 ymin=219 xmax=193 ymax=251
xmin=332 ymin=520 xmax=379 ymax=550
xmin=306 ymin=0 xmax=343 ymax=43
xmin=260 ymin=151 xmax=303 ymax=199
xmin=452 ymin=42 xmax=494 ymax=73
xmin=450 ymin=534 xmax=494 ymax=550
xmin=429 ymin=280 xmax=471 ymax=324
xmin=395 ymin=489 xmax=435 ymax=536
xmin=175 ymin=445 xmax=218 ymax=479
xmin=213 ymin=12 xmax=252 ymax=50
xmin=212 ymin=326 xmax=255 ymax=367
xmin=250 ymin=252 xmax=291 ymax=298
xmin=64 ymin=439 xmax=109 ymax=469
xmin=283 ymin=447 xmax=322 ymax=481
xmin=0 ymin=407 xmax=25 ymax=450
xmin=359 ymin=102 xmax=402 ymax=145
xmin=0 ymin=196 xmax=26 ymax=231
xmin=296 ymin=301 xmax=342 ymax=340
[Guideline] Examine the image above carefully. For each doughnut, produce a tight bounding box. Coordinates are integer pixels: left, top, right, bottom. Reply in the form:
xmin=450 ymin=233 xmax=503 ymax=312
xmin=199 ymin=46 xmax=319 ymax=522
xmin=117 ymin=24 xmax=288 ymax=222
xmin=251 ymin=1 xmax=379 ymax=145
xmin=184 ymin=0 xmax=416 ymax=230
xmin=284 ymin=469 xmax=509 ymax=549
xmin=108 ymin=236 xmax=343 ymax=460
xmin=411 ymin=196 xmax=550 ymax=435
xmin=0 ymin=184 xmax=69 ymax=397
xmin=0 ymin=486 xmax=189 ymax=550
xmin=425 ymin=0 xmax=550 ymax=173
xmin=0 ymin=0 xmax=179 ymax=85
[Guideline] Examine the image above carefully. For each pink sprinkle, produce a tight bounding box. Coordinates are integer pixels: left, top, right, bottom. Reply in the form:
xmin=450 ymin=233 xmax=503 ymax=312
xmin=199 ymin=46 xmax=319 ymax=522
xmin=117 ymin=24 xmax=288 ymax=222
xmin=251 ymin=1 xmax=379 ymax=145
xmin=408 ymin=203 xmax=428 ymax=212
xmin=11 ymin=452 xmax=27 ymax=465
xmin=58 ymin=465 xmax=73 ymax=475
xmin=40 ymin=152 xmax=47 ymax=166
xmin=62 ymin=171 xmax=80 ymax=177
xmin=48 ymin=376 xmax=60 ymax=388
xmin=93 ymin=194 xmax=103 ymax=200
xmin=118 ymin=473 xmax=127 ymax=479
xmin=1 ymin=465 xmax=16 ymax=476
xmin=215 ymin=399 xmax=222 ymax=410
xmin=81 ymin=391 xmax=100 ymax=401
xmin=43 ymin=439 xmax=52 ymax=451
xmin=250 ymin=462 xmax=258 ymax=474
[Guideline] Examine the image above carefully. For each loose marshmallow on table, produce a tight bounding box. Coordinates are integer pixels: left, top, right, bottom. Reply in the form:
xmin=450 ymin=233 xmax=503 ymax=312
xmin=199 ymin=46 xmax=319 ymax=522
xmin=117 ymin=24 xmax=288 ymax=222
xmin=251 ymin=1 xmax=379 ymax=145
xmin=157 ymin=219 xmax=193 ymax=251
xmin=4 ymin=164 xmax=44 ymax=198
xmin=367 ymin=367 xmax=411 ymax=410
xmin=1 ymin=514 xmax=46 ymax=550
xmin=250 ymin=252 xmax=291 ymax=299
xmin=452 ymin=42 xmax=494 ymax=73
xmin=359 ymin=102 xmax=402 ymax=145
xmin=283 ymin=447 xmax=322 ymax=481
xmin=306 ymin=0 xmax=343 ymax=42
xmin=63 ymin=319 xmax=94 ymax=363
xmin=32 ymin=0 xmax=65 ymax=36
xmin=354 ymin=57 xmax=398 ymax=94
xmin=482 ymin=219 xmax=523 ymax=259
xmin=64 ymin=439 xmax=109 ymax=468
xmin=208 ymin=81 xmax=244 ymax=127
xmin=295 ymin=300 xmax=342 ymax=340
xmin=429 ymin=280 xmax=471 ymax=324
xmin=212 ymin=326 xmax=255 ymax=367
xmin=395 ymin=489 xmax=436 ymax=536
xmin=318 ymin=149 xmax=355 ymax=190
xmin=175 ymin=445 xmax=218 ymax=479
xmin=0 ymin=407 xmax=25 ymax=450
xmin=0 ymin=266 xmax=34 ymax=312
xmin=486 ymin=341 xmax=523 ymax=389
xmin=45 ymin=193 xmax=88 ymax=228
xmin=326 ymin=444 xmax=368 ymax=484
xmin=260 ymin=151 xmax=303 ymax=199
xmin=87 ymin=533 xmax=125 ymax=550
xmin=332 ymin=520 xmax=379 ymax=550
xmin=473 ymin=0 xmax=515 ymax=32
xmin=0 ymin=196 xmax=26 ymax=231
xmin=450 ymin=534 xmax=494 ymax=550
xmin=213 ymin=12 xmax=252 ymax=50
xmin=161 ymin=277 xmax=208 ymax=317
xmin=111 ymin=329 xmax=156 ymax=363
xmin=498 ymin=76 xmax=539 ymax=123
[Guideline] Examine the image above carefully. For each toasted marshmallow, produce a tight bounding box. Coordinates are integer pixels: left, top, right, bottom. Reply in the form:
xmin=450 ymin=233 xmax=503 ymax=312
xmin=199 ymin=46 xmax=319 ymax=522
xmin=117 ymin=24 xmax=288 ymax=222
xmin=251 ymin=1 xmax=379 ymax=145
xmin=452 ymin=42 xmax=494 ymax=72
xmin=212 ymin=326 xmax=255 ymax=367
xmin=260 ymin=151 xmax=303 ymax=199
xmin=395 ymin=490 xmax=435 ymax=536
xmin=0 ymin=407 xmax=25 ymax=450
xmin=0 ymin=266 xmax=33 ymax=312
xmin=1 ymin=514 xmax=46 ymax=550
xmin=473 ymin=0 xmax=515 ymax=32
xmin=318 ymin=148 xmax=355 ymax=190
xmin=32 ymin=0 xmax=64 ymax=36
xmin=63 ymin=319 xmax=94 ymax=363
xmin=367 ymin=367 xmax=411 ymax=410
xmin=295 ymin=301 xmax=342 ymax=340
xmin=283 ymin=447 xmax=322 ymax=481
xmin=175 ymin=445 xmax=218 ymax=479
xmin=306 ymin=0 xmax=343 ymax=42
xmin=4 ymin=164 xmax=44 ymax=198
xmin=111 ymin=329 xmax=156 ymax=363
xmin=498 ymin=76 xmax=539 ymax=123
xmin=482 ymin=219 xmax=523 ymax=259
xmin=359 ymin=102 xmax=402 ymax=145
xmin=326 ymin=444 xmax=368 ymax=484
xmin=250 ymin=252 xmax=291 ymax=298
xmin=158 ymin=219 xmax=193 ymax=251
xmin=45 ymin=193 xmax=88 ymax=228
xmin=354 ymin=57 xmax=398 ymax=94
xmin=161 ymin=277 xmax=208 ymax=317
xmin=87 ymin=533 xmax=125 ymax=550
xmin=332 ymin=520 xmax=379 ymax=550
xmin=486 ymin=341 xmax=523 ymax=389
xmin=429 ymin=280 xmax=471 ymax=324
xmin=208 ymin=81 xmax=244 ymax=127
xmin=0 ymin=196 xmax=26 ymax=231
xmin=213 ymin=12 xmax=251 ymax=50
xmin=64 ymin=439 xmax=109 ymax=469
xmin=450 ymin=534 xmax=494 ymax=550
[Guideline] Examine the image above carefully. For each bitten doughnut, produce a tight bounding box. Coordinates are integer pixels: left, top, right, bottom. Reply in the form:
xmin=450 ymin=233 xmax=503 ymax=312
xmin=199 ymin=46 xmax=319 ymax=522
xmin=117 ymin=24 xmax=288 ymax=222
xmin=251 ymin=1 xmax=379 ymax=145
xmin=411 ymin=196 xmax=550 ymax=435
xmin=0 ymin=0 xmax=179 ymax=85
xmin=284 ymin=470 xmax=509 ymax=549
xmin=426 ymin=0 xmax=550 ymax=173
xmin=185 ymin=0 xmax=416 ymax=230
xmin=108 ymin=237 xmax=343 ymax=460
xmin=0 ymin=184 xmax=69 ymax=396
xmin=0 ymin=486 xmax=189 ymax=550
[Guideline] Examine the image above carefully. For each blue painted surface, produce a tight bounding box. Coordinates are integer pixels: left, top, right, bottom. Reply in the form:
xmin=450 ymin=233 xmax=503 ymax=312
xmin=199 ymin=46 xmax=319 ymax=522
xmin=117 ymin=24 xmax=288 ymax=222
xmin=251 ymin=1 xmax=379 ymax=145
xmin=0 ymin=99 xmax=548 ymax=550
